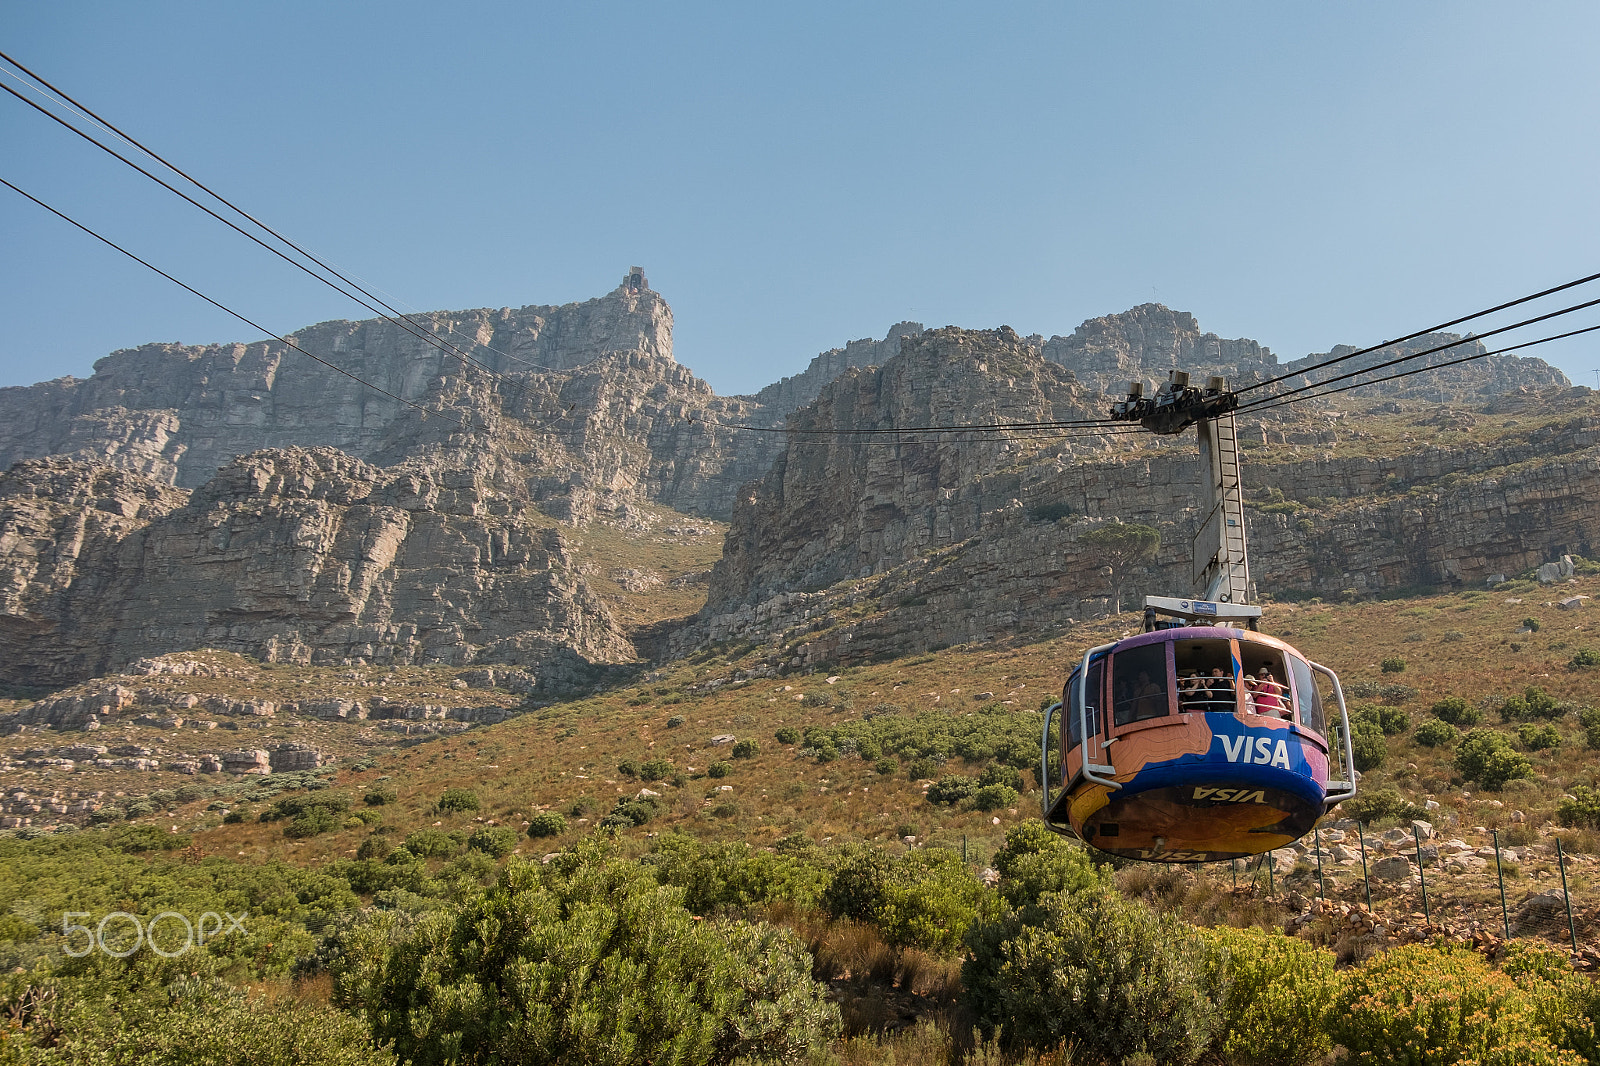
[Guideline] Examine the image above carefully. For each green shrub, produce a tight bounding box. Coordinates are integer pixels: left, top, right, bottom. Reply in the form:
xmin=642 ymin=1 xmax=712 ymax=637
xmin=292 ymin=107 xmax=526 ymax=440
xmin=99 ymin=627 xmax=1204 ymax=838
xmin=927 ymin=775 xmax=978 ymax=805
xmin=774 ymin=727 xmax=799 ymax=745
xmin=1340 ymin=785 xmax=1428 ymax=825
xmin=107 ymin=823 xmax=192 ymax=852
xmin=1329 ymin=943 xmax=1572 ymax=1065
xmin=1517 ymin=723 xmax=1562 ymax=751
xmin=1199 ymin=926 xmax=1338 ymax=1066
xmin=600 ymin=795 xmax=666 ymax=830
xmin=1502 ymin=686 xmax=1564 ymax=721
xmin=617 ymin=760 xmax=638 ymax=778
xmin=284 ymin=806 xmax=341 ymax=838
xmin=402 ymin=828 xmax=462 ymax=858
xmin=1380 ymin=657 xmax=1407 ymax=674
xmin=1558 ymin=786 xmax=1600 ymax=830
xmin=1455 ymin=729 xmax=1534 ymax=789
xmin=1415 ymin=719 xmax=1460 ymax=747
xmin=963 ymin=888 xmax=1218 ymax=1062
xmin=639 ymin=758 xmax=673 ymax=781
xmin=874 ymin=757 xmax=897 ymax=776
xmin=906 ymin=757 xmax=938 ymax=780
xmin=823 ymin=848 xmax=989 ymax=957
xmin=1379 ymin=683 xmax=1418 ymax=703
xmin=1432 ymin=696 xmax=1483 ymax=727
xmin=527 ymin=811 xmax=567 ymax=838
xmin=222 ymin=810 xmax=246 ymax=824
xmin=357 ymin=835 xmax=394 ymax=861
xmin=261 ymin=793 xmax=351 ymax=822
xmin=1571 ymin=647 xmax=1600 ymax=669
xmin=468 ymin=826 xmax=518 ymax=858
xmin=979 ymin=762 xmax=1024 ymax=791
xmin=1352 ymin=704 xmax=1410 ymax=736
xmin=731 ymin=739 xmax=758 ymax=759
xmin=989 ymin=822 xmax=1107 ymax=909
xmin=436 ymin=788 xmax=480 ymax=813
xmin=972 ymin=784 xmax=1019 ymax=811
xmin=666 ymin=714 xmax=685 ymax=728
xmin=1522 ymin=617 xmax=1542 ymax=632
xmin=335 ymin=844 xmax=839 ymax=1064
xmin=1588 ymin=724 xmax=1600 ymax=752
xmin=645 ymin=835 xmax=830 ymax=913
xmin=1351 ymin=727 xmax=1387 ymax=772
xmin=364 ymin=788 xmax=397 ymax=806
xmin=26 ymin=980 xmax=395 ymax=1066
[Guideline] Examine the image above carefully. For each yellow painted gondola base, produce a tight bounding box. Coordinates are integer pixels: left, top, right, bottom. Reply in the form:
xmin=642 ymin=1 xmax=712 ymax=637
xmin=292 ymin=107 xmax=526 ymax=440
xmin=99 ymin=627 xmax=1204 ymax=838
xmin=1064 ymin=779 xmax=1320 ymax=863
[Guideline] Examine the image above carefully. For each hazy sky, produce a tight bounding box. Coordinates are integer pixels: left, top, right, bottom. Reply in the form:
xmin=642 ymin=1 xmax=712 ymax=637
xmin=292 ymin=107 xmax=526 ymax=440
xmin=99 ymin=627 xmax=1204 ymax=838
xmin=3 ymin=2 xmax=1598 ymax=396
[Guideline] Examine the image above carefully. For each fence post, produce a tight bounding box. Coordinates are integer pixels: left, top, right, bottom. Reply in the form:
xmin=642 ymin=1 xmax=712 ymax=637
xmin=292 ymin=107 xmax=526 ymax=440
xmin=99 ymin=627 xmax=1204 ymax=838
xmin=962 ymin=834 xmax=967 ymax=864
xmin=1492 ymin=828 xmax=1510 ymax=941
xmin=1357 ymin=820 xmax=1372 ymax=908
xmin=1315 ymin=827 xmax=1325 ymax=900
xmin=1557 ymin=836 xmax=1578 ymax=954
xmin=1413 ymin=823 xmax=1429 ymax=922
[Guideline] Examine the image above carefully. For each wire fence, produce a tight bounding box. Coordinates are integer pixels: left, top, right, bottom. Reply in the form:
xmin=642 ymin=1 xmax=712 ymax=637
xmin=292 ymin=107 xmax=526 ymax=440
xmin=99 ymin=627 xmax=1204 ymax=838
xmin=1224 ymin=819 xmax=1600 ymax=967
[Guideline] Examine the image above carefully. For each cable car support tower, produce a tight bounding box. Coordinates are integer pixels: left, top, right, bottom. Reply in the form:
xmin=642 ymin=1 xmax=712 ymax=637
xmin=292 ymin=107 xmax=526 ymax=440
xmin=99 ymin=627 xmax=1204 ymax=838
xmin=1110 ymin=371 xmax=1259 ymax=630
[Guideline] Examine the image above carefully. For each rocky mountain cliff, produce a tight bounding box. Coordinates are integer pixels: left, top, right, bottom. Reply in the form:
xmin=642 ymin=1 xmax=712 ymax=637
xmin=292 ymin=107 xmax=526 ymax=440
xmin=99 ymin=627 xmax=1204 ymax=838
xmin=0 ymin=275 xmax=1583 ymax=687
xmin=697 ymin=324 xmax=1589 ymax=671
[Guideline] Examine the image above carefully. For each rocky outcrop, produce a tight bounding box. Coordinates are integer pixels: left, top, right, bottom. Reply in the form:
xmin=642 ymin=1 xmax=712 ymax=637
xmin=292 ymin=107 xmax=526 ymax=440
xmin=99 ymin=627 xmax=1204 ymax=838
xmin=743 ymin=322 xmax=925 ymax=417
xmin=0 ymin=448 xmax=636 ymax=685
xmin=1043 ymin=304 xmax=1276 ymax=392
xmin=699 ymin=327 xmax=1599 ymax=666
xmin=0 ymin=275 xmax=675 ymax=488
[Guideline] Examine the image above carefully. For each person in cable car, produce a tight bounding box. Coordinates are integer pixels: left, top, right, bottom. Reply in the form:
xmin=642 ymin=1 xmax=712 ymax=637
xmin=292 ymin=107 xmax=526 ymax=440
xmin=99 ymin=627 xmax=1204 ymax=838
xmin=1206 ymin=668 xmax=1233 ymax=711
xmin=1255 ymin=667 xmax=1289 ymax=719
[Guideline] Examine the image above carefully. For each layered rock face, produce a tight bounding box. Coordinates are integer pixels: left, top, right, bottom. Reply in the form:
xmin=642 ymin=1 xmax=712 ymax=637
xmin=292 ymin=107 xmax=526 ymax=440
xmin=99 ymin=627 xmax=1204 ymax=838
xmin=701 ymin=325 xmax=1594 ymax=666
xmin=0 ymin=277 xmax=675 ymax=489
xmin=0 ymin=448 xmax=632 ymax=686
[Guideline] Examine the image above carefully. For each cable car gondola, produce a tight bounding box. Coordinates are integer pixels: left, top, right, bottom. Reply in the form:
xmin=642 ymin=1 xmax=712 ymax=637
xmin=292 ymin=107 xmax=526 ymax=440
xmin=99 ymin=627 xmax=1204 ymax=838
xmin=1040 ymin=372 xmax=1356 ymax=863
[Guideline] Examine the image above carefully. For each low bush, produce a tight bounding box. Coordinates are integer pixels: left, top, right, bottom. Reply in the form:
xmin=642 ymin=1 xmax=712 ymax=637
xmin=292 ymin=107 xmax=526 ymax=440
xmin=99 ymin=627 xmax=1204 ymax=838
xmin=1352 ymin=704 xmax=1410 ymax=736
xmin=646 ymin=835 xmax=830 ymax=913
xmin=284 ymin=806 xmax=341 ymax=838
xmin=639 ymin=758 xmax=673 ymax=781
xmin=666 ymin=714 xmax=685 ymax=728
xmin=1558 ymin=786 xmax=1600 ymax=830
xmin=979 ymin=762 xmax=1024 ymax=791
xmin=436 ymin=788 xmax=480 ymax=814
xmin=1414 ymin=719 xmax=1460 ymax=747
xmin=1502 ymin=686 xmax=1564 ymax=721
xmin=1378 ymin=683 xmax=1418 ymax=703
xmin=1199 ymin=926 xmax=1338 ymax=1066
xmin=905 ymin=757 xmax=938 ymax=780
xmin=823 ymin=847 xmax=989 ymax=957
xmin=1329 ymin=943 xmax=1572 ymax=1065
xmin=874 ymin=757 xmax=897 ymax=776
xmin=926 ymin=775 xmax=978 ymax=805
xmin=356 ymin=835 xmax=394 ymax=860
xmin=1380 ymin=656 xmax=1407 ymax=673
xmin=731 ymin=739 xmax=759 ymax=759
xmin=1517 ymin=723 xmax=1562 ymax=751
xmin=1340 ymin=785 xmax=1428 ymax=825
xmin=1571 ymin=647 xmax=1600 ymax=669
xmin=706 ymin=761 xmax=730 ymax=778
xmin=364 ymin=788 xmax=397 ymax=806
xmin=971 ymin=784 xmax=1019 ymax=811
xmin=527 ymin=811 xmax=567 ymax=838
xmin=600 ymin=795 xmax=666 ymax=830
xmin=774 ymin=727 xmax=799 ymax=745
xmin=1455 ymin=729 xmax=1534 ymax=790
xmin=467 ymin=826 xmax=518 ymax=858
xmin=1351 ymin=727 xmax=1387 ymax=772
xmin=617 ymin=760 xmax=638 ymax=778
xmin=963 ymin=887 xmax=1218 ymax=1063
xmin=1432 ymin=696 xmax=1484 ymax=727
xmin=402 ymin=828 xmax=461 ymax=858
xmin=335 ymin=844 xmax=840 ymax=1065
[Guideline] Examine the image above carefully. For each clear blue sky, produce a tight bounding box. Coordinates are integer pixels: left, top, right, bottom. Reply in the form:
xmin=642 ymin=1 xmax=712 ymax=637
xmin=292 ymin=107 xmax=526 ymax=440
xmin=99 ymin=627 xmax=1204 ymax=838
xmin=3 ymin=2 xmax=1599 ymax=396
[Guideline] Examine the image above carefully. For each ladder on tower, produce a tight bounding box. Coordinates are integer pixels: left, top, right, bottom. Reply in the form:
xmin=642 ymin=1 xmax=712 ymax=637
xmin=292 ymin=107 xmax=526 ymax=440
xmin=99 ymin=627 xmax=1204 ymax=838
xmin=1193 ymin=412 xmax=1251 ymax=604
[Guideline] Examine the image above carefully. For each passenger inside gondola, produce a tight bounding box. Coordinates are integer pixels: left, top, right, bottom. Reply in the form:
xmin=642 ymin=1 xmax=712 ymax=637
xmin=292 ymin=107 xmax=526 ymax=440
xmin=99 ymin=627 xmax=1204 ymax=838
xmin=1173 ymin=639 xmax=1236 ymax=712
xmin=1240 ymin=649 xmax=1293 ymax=721
xmin=1111 ymin=643 xmax=1169 ymax=725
